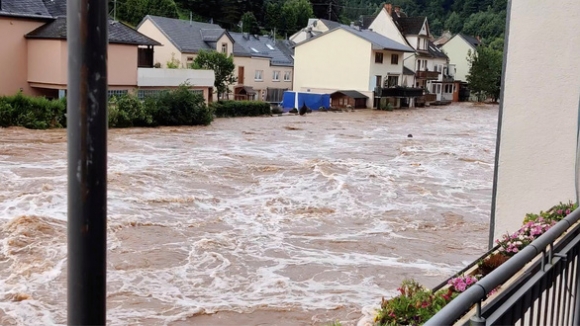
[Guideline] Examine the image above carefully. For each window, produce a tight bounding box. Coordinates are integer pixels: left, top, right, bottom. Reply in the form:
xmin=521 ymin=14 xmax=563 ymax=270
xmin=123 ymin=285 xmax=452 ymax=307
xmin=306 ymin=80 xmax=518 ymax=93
xmin=283 ymin=71 xmax=291 ymax=81
xmin=107 ymin=90 xmax=128 ymax=99
xmin=272 ymin=70 xmax=280 ymax=81
xmin=187 ymin=56 xmax=194 ymax=62
xmin=375 ymin=52 xmax=383 ymax=63
xmin=254 ymin=70 xmax=263 ymax=81
xmin=375 ymin=75 xmax=382 ymax=87
xmin=221 ymin=43 xmax=228 ymax=54
xmin=387 ymin=75 xmax=399 ymax=87
xmin=391 ymin=54 xmax=399 ymax=65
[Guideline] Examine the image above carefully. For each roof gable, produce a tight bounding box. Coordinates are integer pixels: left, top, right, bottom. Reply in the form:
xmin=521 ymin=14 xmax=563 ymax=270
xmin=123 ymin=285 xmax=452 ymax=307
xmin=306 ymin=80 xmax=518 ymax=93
xmin=458 ymin=33 xmax=481 ymax=48
xmin=230 ymin=32 xmax=294 ymax=66
xmin=141 ymin=15 xmax=227 ymax=53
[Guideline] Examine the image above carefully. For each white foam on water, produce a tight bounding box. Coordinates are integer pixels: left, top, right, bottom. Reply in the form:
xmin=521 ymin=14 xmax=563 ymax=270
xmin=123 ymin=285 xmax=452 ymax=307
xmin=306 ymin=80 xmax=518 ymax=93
xmin=0 ymin=105 xmax=497 ymax=324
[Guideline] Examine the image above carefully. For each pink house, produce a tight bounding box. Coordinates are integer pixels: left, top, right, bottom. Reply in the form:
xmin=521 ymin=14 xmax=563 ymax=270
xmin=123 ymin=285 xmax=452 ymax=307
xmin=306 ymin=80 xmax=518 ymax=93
xmin=0 ymin=0 xmax=215 ymax=102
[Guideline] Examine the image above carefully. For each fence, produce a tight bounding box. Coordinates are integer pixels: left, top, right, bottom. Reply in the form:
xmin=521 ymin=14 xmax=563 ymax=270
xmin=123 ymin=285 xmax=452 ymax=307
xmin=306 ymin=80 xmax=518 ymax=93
xmin=426 ymin=208 xmax=580 ymax=325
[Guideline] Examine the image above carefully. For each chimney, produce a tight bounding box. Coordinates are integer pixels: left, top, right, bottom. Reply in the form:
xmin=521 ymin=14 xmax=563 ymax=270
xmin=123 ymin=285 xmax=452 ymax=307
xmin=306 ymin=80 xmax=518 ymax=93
xmin=384 ymin=3 xmax=392 ymax=15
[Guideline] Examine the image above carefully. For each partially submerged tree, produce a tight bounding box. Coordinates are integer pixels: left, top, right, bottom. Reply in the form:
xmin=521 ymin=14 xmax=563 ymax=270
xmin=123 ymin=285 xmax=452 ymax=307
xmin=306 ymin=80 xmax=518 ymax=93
xmin=466 ymin=46 xmax=503 ymax=102
xmin=190 ymin=50 xmax=237 ymax=100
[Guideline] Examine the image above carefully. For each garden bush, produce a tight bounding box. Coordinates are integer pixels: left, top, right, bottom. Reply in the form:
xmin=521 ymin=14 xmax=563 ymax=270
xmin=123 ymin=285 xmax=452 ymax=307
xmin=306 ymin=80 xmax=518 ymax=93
xmin=108 ymin=93 xmax=153 ymax=128
xmin=211 ymin=100 xmax=271 ymax=118
xmin=147 ymin=86 xmax=213 ymax=126
xmin=0 ymin=92 xmax=66 ymax=129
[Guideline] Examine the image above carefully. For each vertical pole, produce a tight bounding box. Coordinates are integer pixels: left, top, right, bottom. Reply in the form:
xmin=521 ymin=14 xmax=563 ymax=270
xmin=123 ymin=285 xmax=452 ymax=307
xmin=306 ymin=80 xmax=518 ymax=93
xmin=67 ymin=0 xmax=108 ymax=324
xmin=328 ymin=3 xmax=332 ymax=20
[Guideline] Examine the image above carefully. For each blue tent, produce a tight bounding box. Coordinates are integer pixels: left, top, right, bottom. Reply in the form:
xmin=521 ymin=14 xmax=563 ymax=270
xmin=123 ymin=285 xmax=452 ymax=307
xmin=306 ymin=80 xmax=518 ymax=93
xmin=281 ymin=91 xmax=331 ymax=111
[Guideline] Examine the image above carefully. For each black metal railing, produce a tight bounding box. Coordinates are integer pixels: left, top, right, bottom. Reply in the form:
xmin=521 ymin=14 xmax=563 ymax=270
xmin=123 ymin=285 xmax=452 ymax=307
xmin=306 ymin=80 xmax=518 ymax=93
xmin=426 ymin=208 xmax=580 ymax=326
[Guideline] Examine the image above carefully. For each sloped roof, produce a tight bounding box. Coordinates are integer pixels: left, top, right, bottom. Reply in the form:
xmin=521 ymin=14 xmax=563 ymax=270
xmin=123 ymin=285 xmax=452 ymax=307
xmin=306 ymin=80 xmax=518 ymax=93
xmin=319 ymin=19 xmax=341 ymax=30
xmin=41 ymin=0 xmax=66 ymax=17
xmin=140 ymin=15 xmax=232 ymax=53
xmin=428 ymin=41 xmax=448 ymax=59
xmin=0 ymin=0 xmax=52 ymax=19
xmin=331 ymin=90 xmax=368 ymax=99
xmin=459 ymin=33 xmax=481 ymax=47
xmin=403 ymin=66 xmax=415 ymax=75
xmin=359 ymin=14 xmax=378 ymax=29
xmin=394 ymin=16 xmax=426 ymax=35
xmin=25 ymin=17 xmax=161 ymax=46
xmin=296 ymin=25 xmax=413 ymax=53
xmin=230 ymin=32 xmax=294 ymax=66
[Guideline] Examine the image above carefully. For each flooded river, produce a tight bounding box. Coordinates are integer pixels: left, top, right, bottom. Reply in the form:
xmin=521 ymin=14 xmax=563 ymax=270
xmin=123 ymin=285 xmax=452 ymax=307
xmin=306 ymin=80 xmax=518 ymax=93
xmin=0 ymin=104 xmax=497 ymax=325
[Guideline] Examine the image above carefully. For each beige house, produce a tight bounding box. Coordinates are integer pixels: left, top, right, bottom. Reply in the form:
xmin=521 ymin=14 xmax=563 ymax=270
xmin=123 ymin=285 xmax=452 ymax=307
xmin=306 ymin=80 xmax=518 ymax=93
xmin=293 ymin=25 xmax=415 ymax=108
xmin=289 ymin=18 xmax=341 ymax=44
xmin=490 ymin=0 xmax=580 ymax=245
xmin=137 ymin=15 xmax=294 ymax=103
xmin=0 ymin=0 xmax=215 ymax=102
xmin=439 ymin=33 xmax=481 ymax=83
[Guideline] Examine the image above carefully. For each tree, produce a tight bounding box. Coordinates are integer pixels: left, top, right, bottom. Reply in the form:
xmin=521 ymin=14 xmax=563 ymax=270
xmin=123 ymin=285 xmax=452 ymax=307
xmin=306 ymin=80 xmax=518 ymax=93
xmin=190 ymin=50 xmax=237 ymax=100
xmin=466 ymin=46 xmax=503 ymax=102
xmin=240 ymin=12 xmax=261 ymax=34
xmin=444 ymin=11 xmax=463 ymax=33
xmin=263 ymin=1 xmax=282 ymax=32
xmin=146 ymin=0 xmax=179 ymax=19
xmin=310 ymin=0 xmax=342 ymax=22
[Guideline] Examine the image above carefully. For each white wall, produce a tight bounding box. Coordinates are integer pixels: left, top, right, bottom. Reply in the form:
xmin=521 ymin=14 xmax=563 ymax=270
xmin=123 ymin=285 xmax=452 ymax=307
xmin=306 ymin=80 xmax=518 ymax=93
xmin=369 ymin=50 xmax=405 ymax=89
xmin=441 ymin=35 xmax=475 ymax=82
xmin=492 ymin=0 xmax=580 ymax=242
xmin=368 ymin=8 xmax=409 ymax=47
xmin=137 ymin=18 xmax=182 ymax=68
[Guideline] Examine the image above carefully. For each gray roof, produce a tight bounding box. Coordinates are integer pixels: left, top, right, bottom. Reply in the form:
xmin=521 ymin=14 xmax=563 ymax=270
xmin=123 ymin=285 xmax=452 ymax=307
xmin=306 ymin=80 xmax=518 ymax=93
xmin=296 ymin=25 xmax=414 ymax=53
xmin=403 ymin=66 xmax=415 ymax=75
xmin=25 ymin=17 xmax=161 ymax=46
xmin=230 ymin=32 xmax=294 ymax=66
xmin=139 ymin=15 xmax=232 ymax=53
xmin=318 ymin=19 xmax=341 ymax=30
xmin=428 ymin=41 xmax=448 ymax=59
xmin=0 ymin=0 xmax=52 ymax=19
xmin=458 ymin=33 xmax=481 ymax=48
xmin=41 ymin=0 xmax=66 ymax=17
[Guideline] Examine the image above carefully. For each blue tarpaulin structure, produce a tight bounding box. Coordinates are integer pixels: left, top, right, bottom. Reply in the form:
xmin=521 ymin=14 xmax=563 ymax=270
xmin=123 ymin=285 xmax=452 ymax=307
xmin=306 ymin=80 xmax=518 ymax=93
xmin=281 ymin=91 xmax=331 ymax=111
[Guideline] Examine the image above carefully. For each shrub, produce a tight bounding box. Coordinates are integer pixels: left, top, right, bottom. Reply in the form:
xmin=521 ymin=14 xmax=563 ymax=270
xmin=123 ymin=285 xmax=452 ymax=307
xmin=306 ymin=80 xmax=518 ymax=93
xmin=150 ymin=86 xmax=213 ymax=126
xmin=523 ymin=201 xmax=577 ymax=224
xmin=211 ymin=100 xmax=271 ymax=118
xmin=0 ymin=92 xmax=66 ymax=129
xmin=109 ymin=93 xmax=152 ymax=128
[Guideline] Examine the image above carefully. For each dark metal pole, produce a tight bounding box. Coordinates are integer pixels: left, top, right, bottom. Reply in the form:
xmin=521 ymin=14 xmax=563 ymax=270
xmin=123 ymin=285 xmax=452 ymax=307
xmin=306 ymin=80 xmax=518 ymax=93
xmin=67 ymin=0 xmax=108 ymax=324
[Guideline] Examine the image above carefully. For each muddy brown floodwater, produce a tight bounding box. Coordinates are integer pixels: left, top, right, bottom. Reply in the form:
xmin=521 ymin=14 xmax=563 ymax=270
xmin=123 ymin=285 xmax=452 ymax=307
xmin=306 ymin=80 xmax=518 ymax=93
xmin=0 ymin=103 xmax=498 ymax=325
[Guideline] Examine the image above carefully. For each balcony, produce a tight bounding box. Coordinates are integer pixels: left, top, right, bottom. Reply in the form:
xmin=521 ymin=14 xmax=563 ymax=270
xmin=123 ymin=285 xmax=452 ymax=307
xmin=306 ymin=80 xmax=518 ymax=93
xmin=416 ymin=70 xmax=440 ymax=80
xmin=137 ymin=68 xmax=215 ymax=88
xmin=376 ymin=86 xmax=424 ymax=98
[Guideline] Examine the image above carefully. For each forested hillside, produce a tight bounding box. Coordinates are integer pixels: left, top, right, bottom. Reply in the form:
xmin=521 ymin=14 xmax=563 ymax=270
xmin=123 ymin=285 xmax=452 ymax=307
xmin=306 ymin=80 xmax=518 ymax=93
xmin=109 ymin=0 xmax=506 ymax=47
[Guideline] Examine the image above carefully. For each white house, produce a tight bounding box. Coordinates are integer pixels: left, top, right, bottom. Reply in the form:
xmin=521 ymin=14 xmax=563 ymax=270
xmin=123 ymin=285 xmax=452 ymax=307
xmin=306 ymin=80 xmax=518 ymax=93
xmin=289 ymin=18 xmax=341 ymax=44
xmin=440 ymin=33 xmax=481 ymax=83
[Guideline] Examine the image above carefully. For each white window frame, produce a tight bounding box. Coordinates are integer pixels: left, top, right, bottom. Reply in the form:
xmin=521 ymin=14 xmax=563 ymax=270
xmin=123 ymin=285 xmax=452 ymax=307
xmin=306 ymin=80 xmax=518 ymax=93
xmin=221 ymin=43 xmax=228 ymax=54
xmin=283 ymin=71 xmax=291 ymax=81
xmin=254 ymin=70 xmax=263 ymax=81
xmin=272 ymin=70 xmax=280 ymax=81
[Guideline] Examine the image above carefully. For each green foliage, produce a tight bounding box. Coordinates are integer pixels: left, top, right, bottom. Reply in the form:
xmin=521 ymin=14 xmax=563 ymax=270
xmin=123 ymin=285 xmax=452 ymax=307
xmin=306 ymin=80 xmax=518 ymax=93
xmin=375 ymin=279 xmax=455 ymax=325
xmin=112 ymin=0 xmax=178 ymax=27
xmin=166 ymin=53 xmax=181 ymax=69
xmin=210 ymin=100 xmax=271 ymax=117
xmin=462 ymin=9 xmax=506 ymax=40
xmin=444 ymin=11 xmax=463 ymax=33
xmin=0 ymin=92 xmax=66 ymax=129
xmin=147 ymin=85 xmax=214 ymax=126
xmin=191 ymin=50 xmax=236 ymax=100
xmin=523 ymin=201 xmax=578 ymax=224
xmin=466 ymin=46 xmax=503 ymax=102
xmin=108 ymin=93 xmax=153 ymax=128
xmin=240 ymin=12 xmax=260 ymax=34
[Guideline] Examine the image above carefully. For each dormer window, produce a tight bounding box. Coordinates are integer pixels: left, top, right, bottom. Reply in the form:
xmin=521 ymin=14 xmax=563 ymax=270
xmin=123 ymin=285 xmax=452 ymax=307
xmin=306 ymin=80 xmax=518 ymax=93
xmin=221 ymin=43 xmax=228 ymax=54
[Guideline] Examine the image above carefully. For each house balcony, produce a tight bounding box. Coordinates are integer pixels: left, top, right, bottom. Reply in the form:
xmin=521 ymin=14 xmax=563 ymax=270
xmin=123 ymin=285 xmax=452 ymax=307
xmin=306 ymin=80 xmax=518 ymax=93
xmin=137 ymin=68 xmax=215 ymax=88
xmin=375 ymin=86 xmax=424 ymax=98
xmin=416 ymin=70 xmax=440 ymax=80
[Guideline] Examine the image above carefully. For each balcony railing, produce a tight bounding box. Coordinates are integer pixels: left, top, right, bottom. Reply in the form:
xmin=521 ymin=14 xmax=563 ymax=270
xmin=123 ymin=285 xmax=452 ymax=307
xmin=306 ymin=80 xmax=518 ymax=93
xmin=375 ymin=86 xmax=424 ymax=98
xmin=426 ymin=208 xmax=580 ymax=326
xmin=416 ymin=70 xmax=440 ymax=80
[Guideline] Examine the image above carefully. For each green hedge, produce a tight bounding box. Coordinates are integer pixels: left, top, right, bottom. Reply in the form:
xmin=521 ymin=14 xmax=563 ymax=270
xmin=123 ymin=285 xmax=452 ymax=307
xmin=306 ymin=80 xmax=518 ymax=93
xmin=0 ymin=93 xmax=66 ymax=129
xmin=210 ymin=100 xmax=271 ymax=118
xmin=0 ymin=86 xmax=214 ymax=129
